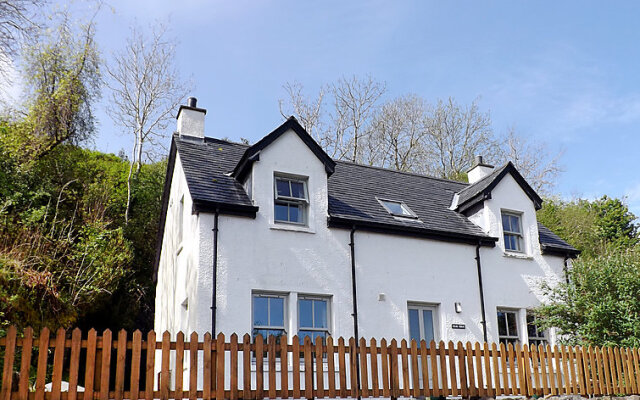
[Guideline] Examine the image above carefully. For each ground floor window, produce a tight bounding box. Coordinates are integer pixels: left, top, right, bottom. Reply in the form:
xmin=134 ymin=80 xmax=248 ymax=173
xmin=298 ymin=296 xmax=330 ymax=344
xmin=252 ymin=293 xmax=286 ymax=340
xmin=497 ymin=309 xmax=519 ymax=346
xmin=408 ymin=304 xmax=437 ymax=344
xmin=527 ymin=311 xmax=547 ymax=347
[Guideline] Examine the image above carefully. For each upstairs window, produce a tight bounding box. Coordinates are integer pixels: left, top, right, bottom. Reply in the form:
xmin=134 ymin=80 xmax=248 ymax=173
xmin=298 ymin=296 xmax=330 ymax=344
xmin=527 ymin=312 xmax=547 ymax=347
xmin=274 ymin=176 xmax=308 ymax=224
xmin=378 ymin=198 xmax=418 ymax=218
xmin=501 ymin=211 xmax=523 ymax=252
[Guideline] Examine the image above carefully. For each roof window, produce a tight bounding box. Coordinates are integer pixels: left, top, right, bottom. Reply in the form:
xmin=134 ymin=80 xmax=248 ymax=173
xmin=378 ymin=198 xmax=418 ymax=218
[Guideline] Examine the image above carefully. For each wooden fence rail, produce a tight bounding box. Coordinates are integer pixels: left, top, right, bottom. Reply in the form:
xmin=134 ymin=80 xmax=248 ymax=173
xmin=1 ymin=326 xmax=640 ymax=399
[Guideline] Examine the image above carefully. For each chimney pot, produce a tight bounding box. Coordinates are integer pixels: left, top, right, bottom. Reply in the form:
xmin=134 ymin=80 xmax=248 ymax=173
xmin=187 ymin=97 xmax=197 ymax=108
xmin=475 ymin=155 xmax=483 ymax=165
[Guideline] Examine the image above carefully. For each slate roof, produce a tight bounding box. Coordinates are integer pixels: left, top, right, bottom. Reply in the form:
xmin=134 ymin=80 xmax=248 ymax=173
xmin=161 ymin=133 xmax=577 ymax=255
xmin=175 ymin=137 xmax=256 ymax=213
xmin=537 ymin=223 xmax=580 ymax=256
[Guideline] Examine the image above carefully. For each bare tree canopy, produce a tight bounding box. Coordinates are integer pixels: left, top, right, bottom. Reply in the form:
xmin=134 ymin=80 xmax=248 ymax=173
xmin=423 ymin=97 xmax=496 ymax=180
xmin=0 ymin=0 xmax=39 ymax=58
xmin=498 ymin=127 xmax=564 ymax=194
xmin=279 ymin=77 xmax=563 ymax=192
xmin=106 ymin=23 xmax=190 ymax=222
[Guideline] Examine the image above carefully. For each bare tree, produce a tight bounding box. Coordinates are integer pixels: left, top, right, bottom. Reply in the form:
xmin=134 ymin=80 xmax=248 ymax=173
xmin=278 ymin=81 xmax=325 ymax=140
xmin=107 ymin=23 xmax=190 ymax=223
xmin=498 ymin=127 xmax=564 ymax=194
xmin=423 ymin=97 xmax=496 ymax=180
xmin=365 ymin=94 xmax=428 ymax=172
xmin=331 ymin=76 xmax=386 ymax=162
xmin=0 ymin=1 xmax=39 ymax=62
xmin=278 ymin=77 xmax=563 ymax=192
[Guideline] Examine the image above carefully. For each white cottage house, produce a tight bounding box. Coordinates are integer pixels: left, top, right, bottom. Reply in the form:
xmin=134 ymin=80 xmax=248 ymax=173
xmin=154 ymin=98 xmax=577 ymax=352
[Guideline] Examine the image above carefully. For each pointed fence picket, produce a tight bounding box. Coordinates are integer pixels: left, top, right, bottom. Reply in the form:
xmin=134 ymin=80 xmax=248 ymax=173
xmin=1 ymin=326 xmax=640 ymax=399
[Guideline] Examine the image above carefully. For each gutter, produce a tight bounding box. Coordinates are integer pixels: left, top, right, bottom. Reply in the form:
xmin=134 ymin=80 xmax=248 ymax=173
xmin=475 ymin=243 xmax=488 ymax=343
xmin=211 ymin=210 xmax=219 ymax=335
xmin=349 ymin=226 xmax=362 ymax=400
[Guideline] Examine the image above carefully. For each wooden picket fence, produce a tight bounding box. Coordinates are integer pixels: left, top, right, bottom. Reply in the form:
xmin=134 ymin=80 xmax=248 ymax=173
xmin=2 ymin=326 xmax=640 ymax=399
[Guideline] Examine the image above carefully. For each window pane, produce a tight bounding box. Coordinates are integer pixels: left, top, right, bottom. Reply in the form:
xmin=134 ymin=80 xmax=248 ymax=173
xmin=506 ymin=312 xmax=518 ymax=336
xmin=382 ymin=201 xmax=404 ymax=215
xmin=298 ymin=330 xmax=314 ymax=344
xmin=290 ymin=181 xmax=305 ymax=199
xmin=253 ymin=328 xmax=284 ymax=341
xmin=269 ymin=297 xmax=284 ymax=327
xmin=497 ymin=312 xmax=507 ymax=336
xmin=253 ymin=297 xmax=269 ymax=326
xmin=314 ymin=300 xmax=327 ymax=329
xmin=502 ymin=214 xmax=511 ymax=231
xmin=289 ymin=204 xmax=301 ymax=223
xmin=299 ymin=299 xmax=313 ymax=328
xmin=276 ymin=179 xmax=290 ymax=197
xmin=408 ymin=309 xmax=420 ymax=342
xmin=313 ymin=331 xmax=327 ymax=342
xmin=422 ymin=310 xmax=434 ymax=343
xmin=510 ymin=215 xmax=521 ymax=233
xmin=275 ymin=203 xmax=288 ymax=222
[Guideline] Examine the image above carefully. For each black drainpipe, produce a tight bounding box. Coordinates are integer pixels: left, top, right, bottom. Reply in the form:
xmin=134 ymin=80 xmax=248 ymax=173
xmin=349 ymin=226 xmax=362 ymax=400
xmin=211 ymin=210 xmax=219 ymax=335
xmin=475 ymin=243 xmax=488 ymax=343
xmin=563 ymin=255 xmax=570 ymax=284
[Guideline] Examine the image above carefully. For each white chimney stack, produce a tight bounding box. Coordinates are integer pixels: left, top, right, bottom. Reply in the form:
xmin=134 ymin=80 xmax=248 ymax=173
xmin=177 ymin=97 xmax=206 ymax=138
xmin=467 ymin=155 xmax=494 ymax=184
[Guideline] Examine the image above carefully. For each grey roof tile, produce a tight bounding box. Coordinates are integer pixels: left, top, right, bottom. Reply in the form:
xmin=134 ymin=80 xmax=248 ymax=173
xmin=173 ymin=135 xmax=576 ymax=254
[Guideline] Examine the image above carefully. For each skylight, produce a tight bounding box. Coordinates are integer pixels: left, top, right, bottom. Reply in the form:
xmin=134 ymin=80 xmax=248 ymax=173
xmin=378 ymin=198 xmax=418 ymax=218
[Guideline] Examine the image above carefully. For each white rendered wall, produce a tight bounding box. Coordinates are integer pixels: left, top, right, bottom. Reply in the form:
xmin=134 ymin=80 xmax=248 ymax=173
xmin=184 ymin=130 xmax=566 ymax=345
xmin=467 ymin=173 xmax=566 ymax=344
xmin=155 ymin=153 xmax=201 ymax=337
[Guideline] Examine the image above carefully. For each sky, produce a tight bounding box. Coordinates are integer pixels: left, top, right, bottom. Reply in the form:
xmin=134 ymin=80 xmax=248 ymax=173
xmin=39 ymin=1 xmax=640 ymax=214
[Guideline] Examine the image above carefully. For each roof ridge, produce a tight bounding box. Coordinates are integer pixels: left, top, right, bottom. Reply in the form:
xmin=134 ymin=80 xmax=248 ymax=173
xmin=196 ymin=135 xmax=470 ymax=186
xmin=335 ymin=159 xmax=470 ymax=186
xmin=202 ymin=136 xmax=250 ymax=147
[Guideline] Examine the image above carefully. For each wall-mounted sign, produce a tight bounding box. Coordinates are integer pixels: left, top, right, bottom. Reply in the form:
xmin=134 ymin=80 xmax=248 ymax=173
xmin=452 ymin=324 xmax=466 ymax=330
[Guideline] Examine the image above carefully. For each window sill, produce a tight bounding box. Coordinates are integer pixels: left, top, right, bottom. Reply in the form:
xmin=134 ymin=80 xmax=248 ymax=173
xmin=502 ymin=251 xmax=533 ymax=260
xmin=270 ymin=224 xmax=315 ymax=234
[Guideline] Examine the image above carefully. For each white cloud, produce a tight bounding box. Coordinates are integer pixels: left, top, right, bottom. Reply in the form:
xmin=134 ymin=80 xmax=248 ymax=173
xmin=486 ymin=43 xmax=640 ymax=142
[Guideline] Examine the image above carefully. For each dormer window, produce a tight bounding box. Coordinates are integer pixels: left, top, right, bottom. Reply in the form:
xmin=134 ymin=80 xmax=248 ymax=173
xmin=502 ymin=211 xmax=523 ymax=252
xmin=274 ymin=175 xmax=308 ymax=224
xmin=378 ymin=198 xmax=418 ymax=219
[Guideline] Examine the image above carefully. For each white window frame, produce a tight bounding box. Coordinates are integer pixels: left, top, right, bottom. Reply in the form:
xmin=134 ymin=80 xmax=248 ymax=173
xmin=297 ymin=295 xmax=331 ymax=342
xmin=526 ymin=311 xmax=547 ymax=347
xmin=251 ymin=292 xmax=288 ymax=340
xmin=501 ymin=210 xmax=524 ymax=253
xmin=377 ymin=197 xmax=419 ymax=219
xmin=497 ymin=308 xmax=520 ymax=346
xmin=407 ymin=303 xmax=439 ymax=343
xmin=274 ymin=175 xmax=309 ymax=225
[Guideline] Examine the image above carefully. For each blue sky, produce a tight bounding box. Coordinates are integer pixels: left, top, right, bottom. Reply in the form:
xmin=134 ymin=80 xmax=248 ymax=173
xmin=76 ymin=1 xmax=640 ymax=213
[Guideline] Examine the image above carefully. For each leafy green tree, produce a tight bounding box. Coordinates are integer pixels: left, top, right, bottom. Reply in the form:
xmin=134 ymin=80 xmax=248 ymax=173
xmin=537 ymin=250 xmax=640 ymax=347
xmin=537 ymin=196 xmax=639 ymax=258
